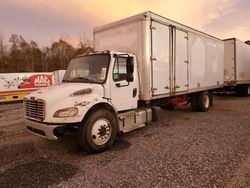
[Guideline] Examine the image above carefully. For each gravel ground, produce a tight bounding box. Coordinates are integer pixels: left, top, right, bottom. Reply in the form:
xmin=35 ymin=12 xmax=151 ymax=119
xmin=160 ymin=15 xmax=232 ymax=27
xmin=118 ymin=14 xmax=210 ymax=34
xmin=0 ymin=95 xmax=250 ymax=188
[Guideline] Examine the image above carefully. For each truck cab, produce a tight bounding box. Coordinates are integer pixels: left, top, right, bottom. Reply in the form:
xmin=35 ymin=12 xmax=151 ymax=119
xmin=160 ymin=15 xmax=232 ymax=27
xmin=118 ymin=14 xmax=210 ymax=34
xmin=24 ymin=51 xmax=151 ymax=153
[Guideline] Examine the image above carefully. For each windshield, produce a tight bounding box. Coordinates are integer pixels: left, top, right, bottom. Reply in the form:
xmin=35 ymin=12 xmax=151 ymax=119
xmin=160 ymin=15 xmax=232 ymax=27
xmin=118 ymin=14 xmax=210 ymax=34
xmin=63 ymin=54 xmax=110 ymax=84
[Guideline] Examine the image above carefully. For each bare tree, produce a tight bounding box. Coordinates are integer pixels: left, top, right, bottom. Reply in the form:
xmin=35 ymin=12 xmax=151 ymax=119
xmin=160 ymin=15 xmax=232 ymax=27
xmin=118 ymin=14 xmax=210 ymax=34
xmin=1 ymin=33 xmax=94 ymax=73
xmin=0 ymin=33 xmax=8 ymax=72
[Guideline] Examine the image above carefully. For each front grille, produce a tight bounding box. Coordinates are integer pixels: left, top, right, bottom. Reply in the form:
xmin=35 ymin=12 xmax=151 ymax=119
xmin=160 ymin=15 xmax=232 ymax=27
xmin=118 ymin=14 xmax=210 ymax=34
xmin=24 ymin=99 xmax=45 ymax=121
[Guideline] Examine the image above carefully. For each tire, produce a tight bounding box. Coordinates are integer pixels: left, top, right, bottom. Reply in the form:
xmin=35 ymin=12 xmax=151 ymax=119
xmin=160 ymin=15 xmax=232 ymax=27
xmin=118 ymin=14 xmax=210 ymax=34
xmin=197 ymin=91 xmax=211 ymax=112
xmin=151 ymin=107 xmax=158 ymax=122
xmin=237 ymin=85 xmax=248 ymax=97
xmin=209 ymin=93 xmax=213 ymax=107
xmin=78 ymin=109 xmax=117 ymax=153
xmin=191 ymin=93 xmax=198 ymax=111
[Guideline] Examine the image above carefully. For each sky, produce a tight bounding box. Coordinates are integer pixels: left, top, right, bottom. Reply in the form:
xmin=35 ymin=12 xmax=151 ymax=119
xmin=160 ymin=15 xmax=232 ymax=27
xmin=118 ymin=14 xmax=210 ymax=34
xmin=0 ymin=0 xmax=249 ymax=47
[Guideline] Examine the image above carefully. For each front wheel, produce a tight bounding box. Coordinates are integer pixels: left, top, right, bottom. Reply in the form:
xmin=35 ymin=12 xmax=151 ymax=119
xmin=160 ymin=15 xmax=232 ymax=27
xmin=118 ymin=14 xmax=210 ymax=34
xmin=78 ymin=109 xmax=117 ymax=153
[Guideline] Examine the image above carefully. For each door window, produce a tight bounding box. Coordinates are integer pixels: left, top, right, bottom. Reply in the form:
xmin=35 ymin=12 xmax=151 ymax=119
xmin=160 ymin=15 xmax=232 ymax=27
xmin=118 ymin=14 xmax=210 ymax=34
xmin=113 ymin=57 xmax=129 ymax=82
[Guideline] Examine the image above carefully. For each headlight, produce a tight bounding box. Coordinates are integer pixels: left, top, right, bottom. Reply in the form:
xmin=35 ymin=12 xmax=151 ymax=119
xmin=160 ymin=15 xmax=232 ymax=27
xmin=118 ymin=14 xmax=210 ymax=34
xmin=53 ymin=107 xmax=78 ymax=118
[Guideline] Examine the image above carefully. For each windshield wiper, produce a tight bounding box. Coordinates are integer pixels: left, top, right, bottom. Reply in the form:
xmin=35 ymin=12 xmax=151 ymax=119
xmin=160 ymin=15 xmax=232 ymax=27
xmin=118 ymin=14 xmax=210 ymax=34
xmin=62 ymin=79 xmax=69 ymax=83
xmin=69 ymin=77 xmax=94 ymax=83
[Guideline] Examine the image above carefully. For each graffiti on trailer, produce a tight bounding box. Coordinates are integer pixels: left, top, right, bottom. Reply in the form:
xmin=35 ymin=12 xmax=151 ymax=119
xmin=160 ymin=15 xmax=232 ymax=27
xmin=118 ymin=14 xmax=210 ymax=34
xmin=0 ymin=74 xmax=53 ymax=90
xmin=19 ymin=74 xmax=52 ymax=89
xmin=34 ymin=75 xmax=51 ymax=87
xmin=0 ymin=76 xmax=24 ymax=89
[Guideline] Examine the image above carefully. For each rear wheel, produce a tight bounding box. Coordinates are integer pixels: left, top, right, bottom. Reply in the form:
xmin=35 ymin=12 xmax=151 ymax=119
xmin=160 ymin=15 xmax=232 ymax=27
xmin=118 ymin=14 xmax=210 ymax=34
xmin=197 ymin=91 xmax=211 ymax=112
xmin=237 ymin=85 xmax=249 ymax=97
xmin=191 ymin=93 xmax=198 ymax=111
xmin=78 ymin=109 xmax=117 ymax=153
xmin=192 ymin=91 xmax=211 ymax=112
xmin=151 ymin=107 xmax=158 ymax=122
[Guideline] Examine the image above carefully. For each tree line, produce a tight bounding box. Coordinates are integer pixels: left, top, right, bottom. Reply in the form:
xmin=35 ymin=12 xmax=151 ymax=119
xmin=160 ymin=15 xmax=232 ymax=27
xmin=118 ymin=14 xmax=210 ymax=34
xmin=0 ymin=34 xmax=94 ymax=73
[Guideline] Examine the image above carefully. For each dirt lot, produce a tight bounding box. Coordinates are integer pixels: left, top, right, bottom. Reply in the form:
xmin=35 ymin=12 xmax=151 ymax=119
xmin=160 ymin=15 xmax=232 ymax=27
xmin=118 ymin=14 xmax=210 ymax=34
xmin=0 ymin=95 xmax=250 ymax=188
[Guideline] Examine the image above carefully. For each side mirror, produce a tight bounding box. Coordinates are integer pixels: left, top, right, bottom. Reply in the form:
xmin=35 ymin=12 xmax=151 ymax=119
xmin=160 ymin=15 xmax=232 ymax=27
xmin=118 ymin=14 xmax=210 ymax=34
xmin=126 ymin=57 xmax=134 ymax=74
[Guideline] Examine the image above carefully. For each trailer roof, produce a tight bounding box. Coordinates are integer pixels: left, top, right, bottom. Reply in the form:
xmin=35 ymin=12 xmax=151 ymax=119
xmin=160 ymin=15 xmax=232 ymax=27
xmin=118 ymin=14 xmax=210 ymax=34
xmin=222 ymin=38 xmax=236 ymax=41
xmin=94 ymin=11 xmax=222 ymax=41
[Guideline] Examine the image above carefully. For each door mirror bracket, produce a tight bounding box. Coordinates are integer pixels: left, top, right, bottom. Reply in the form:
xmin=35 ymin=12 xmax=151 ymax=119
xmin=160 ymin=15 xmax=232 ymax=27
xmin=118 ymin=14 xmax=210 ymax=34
xmin=126 ymin=73 xmax=134 ymax=82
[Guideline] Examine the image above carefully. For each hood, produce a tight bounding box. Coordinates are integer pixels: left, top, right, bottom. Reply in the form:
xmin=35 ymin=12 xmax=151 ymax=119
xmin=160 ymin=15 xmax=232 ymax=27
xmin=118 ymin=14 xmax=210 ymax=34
xmin=25 ymin=83 xmax=104 ymax=102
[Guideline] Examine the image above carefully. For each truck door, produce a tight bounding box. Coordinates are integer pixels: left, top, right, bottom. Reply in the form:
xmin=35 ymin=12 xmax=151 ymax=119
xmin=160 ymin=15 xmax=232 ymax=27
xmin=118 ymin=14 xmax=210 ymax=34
xmin=110 ymin=55 xmax=138 ymax=111
xmin=174 ymin=29 xmax=188 ymax=93
xmin=224 ymin=39 xmax=236 ymax=82
xmin=151 ymin=21 xmax=171 ymax=96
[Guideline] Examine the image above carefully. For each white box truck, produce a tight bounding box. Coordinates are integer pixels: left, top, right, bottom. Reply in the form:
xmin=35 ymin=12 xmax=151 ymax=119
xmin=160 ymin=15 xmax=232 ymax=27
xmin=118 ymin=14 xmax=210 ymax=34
xmin=223 ymin=38 xmax=250 ymax=96
xmin=24 ymin=11 xmax=224 ymax=153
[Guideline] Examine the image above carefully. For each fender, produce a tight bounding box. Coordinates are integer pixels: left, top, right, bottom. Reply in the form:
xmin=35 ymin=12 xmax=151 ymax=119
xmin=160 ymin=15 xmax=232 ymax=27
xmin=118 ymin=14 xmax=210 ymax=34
xmin=80 ymin=101 xmax=121 ymax=133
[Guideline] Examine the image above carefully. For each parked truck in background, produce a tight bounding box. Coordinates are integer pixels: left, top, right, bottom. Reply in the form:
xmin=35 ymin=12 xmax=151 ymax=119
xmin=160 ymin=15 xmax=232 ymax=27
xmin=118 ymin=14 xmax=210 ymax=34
xmin=0 ymin=70 xmax=65 ymax=103
xmin=223 ymin=38 xmax=250 ymax=96
xmin=23 ymin=11 xmax=224 ymax=153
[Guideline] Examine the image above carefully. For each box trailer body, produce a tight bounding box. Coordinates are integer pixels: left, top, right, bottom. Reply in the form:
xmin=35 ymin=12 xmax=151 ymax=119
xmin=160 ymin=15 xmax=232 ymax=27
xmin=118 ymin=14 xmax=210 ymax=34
xmin=94 ymin=11 xmax=224 ymax=101
xmin=223 ymin=38 xmax=250 ymax=95
xmin=23 ymin=11 xmax=224 ymax=153
xmin=53 ymin=70 xmax=66 ymax=85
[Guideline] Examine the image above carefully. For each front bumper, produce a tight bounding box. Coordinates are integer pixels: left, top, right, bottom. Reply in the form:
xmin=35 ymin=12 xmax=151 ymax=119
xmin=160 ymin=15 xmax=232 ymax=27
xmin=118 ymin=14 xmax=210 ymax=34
xmin=25 ymin=119 xmax=62 ymax=140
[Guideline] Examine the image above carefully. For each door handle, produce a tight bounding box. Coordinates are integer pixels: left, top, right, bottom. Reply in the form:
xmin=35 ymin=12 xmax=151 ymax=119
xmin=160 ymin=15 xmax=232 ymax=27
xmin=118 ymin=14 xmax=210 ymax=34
xmin=133 ymin=88 xmax=137 ymax=98
xmin=116 ymin=82 xmax=129 ymax=87
xmin=175 ymin=85 xmax=180 ymax=89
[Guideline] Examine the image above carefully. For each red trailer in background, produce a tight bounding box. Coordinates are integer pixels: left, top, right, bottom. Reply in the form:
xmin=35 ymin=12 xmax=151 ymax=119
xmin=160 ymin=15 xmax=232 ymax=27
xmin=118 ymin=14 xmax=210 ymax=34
xmin=18 ymin=74 xmax=52 ymax=89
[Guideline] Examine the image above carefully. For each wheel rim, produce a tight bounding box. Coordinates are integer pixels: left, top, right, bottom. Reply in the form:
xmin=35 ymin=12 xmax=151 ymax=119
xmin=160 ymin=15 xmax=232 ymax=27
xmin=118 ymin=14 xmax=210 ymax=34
xmin=91 ymin=118 xmax=112 ymax=145
xmin=204 ymin=94 xmax=210 ymax=108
